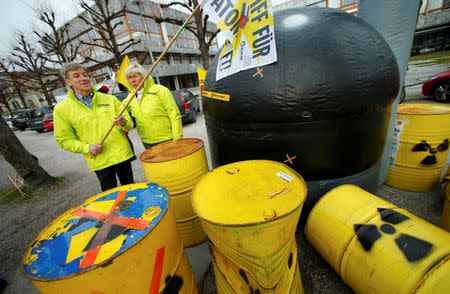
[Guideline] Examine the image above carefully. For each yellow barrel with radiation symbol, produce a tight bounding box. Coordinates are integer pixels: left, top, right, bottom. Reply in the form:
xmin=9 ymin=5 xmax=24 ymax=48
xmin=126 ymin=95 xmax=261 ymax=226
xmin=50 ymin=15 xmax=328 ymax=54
xmin=22 ymin=183 xmax=197 ymax=294
xmin=386 ymin=104 xmax=450 ymax=192
xmin=192 ymin=160 xmax=306 ymax=294
xmin=140 ymin=138 xmax=208 ymax=247
xmin=306 ymin=184 xmax=450 ymax=294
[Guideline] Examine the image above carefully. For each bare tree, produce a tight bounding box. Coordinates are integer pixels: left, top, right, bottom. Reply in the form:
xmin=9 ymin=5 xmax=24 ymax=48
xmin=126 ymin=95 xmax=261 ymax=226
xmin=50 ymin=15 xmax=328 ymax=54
xmin=0 ymin=117 xmax=54 ymax=191
xmin=0 ymin=58 xmax=29 ymax=108
xmin=11 ymin=33 xmax=60 ymax=106
xmin=78 ymin=0 xmax=140 ymax=66
xmin=152 ymin=0 xmax=220 ymax=69
xmin=0 ymin=86 xmax=13 ymax=113
xmin=33 ymin=3 xmax=80 ymax=65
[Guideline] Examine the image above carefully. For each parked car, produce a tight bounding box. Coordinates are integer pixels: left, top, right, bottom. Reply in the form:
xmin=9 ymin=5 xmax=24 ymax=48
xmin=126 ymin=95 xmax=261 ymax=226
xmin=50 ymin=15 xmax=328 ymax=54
xmin=171 ymin=89 xmax=200 ymax=124
xmin=43 ymin=112 xmax=54 ymax=131
xmin=11 ymin=109 xmax=32 ymax=131
xmin=419 ymin=47 xmax=435 ymax=55
xmin=422 ymin=69 xmax=450 ymax=103
xmin=113 ymin=91 xmax=129 ymax=102
xmin=28 ymin=107 xmax=52 ymax=133
xmin=2 ymin=115 xmax=14 ymax=129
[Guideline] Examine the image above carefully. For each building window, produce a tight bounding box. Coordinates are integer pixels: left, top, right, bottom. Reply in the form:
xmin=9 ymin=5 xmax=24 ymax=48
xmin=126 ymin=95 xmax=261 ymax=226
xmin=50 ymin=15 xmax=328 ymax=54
xmin=342 ymin=0 xmax=358 ymax=5
xmin=173 ymin=56 xmax=182 ymax=64
xmin=145 ymin=18 xmax=161 ymax=34
xmin=327 ymin=0 xmax=339 ymax=8
xmin=127 ymin=13 xmax=145 ymax=31
xmin=429 ymin=0 xmax=444 ymax=11
xmin=12 ymin=100 xmax=20 ymax=110
xmin=445 ymin=0 xmax=450 ymax=8
xmin=154 ymin=54 xmax=170 ymax=64
xmin=338 ymin=0 xmax=359 ymax=9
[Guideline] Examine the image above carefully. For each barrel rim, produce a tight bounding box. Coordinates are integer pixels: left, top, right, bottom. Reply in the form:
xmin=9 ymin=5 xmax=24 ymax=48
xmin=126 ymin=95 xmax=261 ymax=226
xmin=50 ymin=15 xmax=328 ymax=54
xmin=21 ymin=183 xmax=171 ymax=281
xmin=140 ymin=138 xmax=205 ymax=163
xmin=398 ymin=103 xmax=450 ymax=115
xmin=197 ymin=202 xmax=304 ymax=227
xmin=305 ymin=184 xmax=361 ymax=235
xmin=193 ymin=160 xmax=307 ymax=226
xmin=412 ymin=254 xmax=450 ymax=293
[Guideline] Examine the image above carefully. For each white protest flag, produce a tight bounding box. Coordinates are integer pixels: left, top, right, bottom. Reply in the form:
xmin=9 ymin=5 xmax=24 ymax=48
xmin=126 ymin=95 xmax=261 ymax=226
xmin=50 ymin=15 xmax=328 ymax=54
xmin=201 ymin=0 xmax=277 ymax=80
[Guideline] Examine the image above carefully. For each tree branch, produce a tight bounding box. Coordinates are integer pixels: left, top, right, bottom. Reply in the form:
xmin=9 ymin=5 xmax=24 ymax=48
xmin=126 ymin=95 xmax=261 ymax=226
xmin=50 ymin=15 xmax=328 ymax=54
xmin=206 ymin=29 xmax=220 ymax=48
xmin=160 ymin=1 xmax=193 ymax=12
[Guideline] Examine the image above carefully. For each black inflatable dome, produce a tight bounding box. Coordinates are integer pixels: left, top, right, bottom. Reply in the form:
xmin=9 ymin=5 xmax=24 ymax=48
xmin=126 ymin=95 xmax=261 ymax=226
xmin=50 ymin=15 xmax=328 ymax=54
xmin=203 ymin=7 xmax=399 ymax=180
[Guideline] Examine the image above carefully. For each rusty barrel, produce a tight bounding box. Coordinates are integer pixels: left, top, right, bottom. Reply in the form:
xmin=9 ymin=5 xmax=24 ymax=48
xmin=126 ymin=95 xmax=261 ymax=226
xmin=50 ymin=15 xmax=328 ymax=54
xmin=22 ymin=183 xmax=196 ymax=294
xmin=386 ymin=104 xmax=450 ymax=192
xmin=192 ymin=160 xmax=306 ymax=293
xmin=306 ymin=184 xmax=450 ymax=294
xmin=140 ymin=138 xmax=208 ymax=247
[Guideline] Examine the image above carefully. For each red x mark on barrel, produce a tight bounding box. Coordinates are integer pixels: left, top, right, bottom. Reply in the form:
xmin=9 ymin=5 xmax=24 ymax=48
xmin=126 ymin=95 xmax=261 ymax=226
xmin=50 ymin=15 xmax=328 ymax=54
xmin=72 ymin=190 xmax=151 ymax=268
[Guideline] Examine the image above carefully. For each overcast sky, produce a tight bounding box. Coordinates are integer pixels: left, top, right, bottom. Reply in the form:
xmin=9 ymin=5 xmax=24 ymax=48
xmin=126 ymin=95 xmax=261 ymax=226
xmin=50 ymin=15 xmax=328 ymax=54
xmin=0 ymin=0 xmax=290 ymax=55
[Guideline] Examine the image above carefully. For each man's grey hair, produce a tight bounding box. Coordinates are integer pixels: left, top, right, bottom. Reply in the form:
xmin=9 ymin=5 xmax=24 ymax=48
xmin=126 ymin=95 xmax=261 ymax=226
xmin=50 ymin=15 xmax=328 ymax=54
xmin=125 ymin=63 xmax=147 ymax=79
xmin=60 ymin=63 xmax=87 ymax=79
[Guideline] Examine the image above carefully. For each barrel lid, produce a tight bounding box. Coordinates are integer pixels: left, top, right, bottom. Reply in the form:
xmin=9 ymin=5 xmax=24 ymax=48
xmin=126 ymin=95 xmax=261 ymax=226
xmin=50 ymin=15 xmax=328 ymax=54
xmin=398 ymin=104 xmax=450 ymax=115
xmin=192 ymin=160 xmax=307 ymax=225
xmin=140 ymin=138 xmax=204 ymax=163
xmin=22 ymin=183 xmax=169 ymax=280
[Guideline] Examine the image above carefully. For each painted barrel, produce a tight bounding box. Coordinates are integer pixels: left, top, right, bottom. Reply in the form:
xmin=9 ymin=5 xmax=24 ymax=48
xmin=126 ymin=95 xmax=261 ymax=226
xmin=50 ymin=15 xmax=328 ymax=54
xmin=22 ymin=183 xmax=196 ymax=294
xmin=386 ymin=104 xmax=450 ymax=192
xmin=306 ymin=184 xmax=450 ymax=294
xmin=192 ymin=160 xmax=306 ymax=293
xmin=140 ymin=138 xmax=208 ymax=247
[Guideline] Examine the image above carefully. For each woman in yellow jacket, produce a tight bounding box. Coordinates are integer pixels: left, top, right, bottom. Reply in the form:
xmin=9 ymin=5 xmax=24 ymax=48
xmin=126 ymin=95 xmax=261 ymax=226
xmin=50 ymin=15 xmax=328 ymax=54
xmin=124 ymin=63 xmax=182 ymax=149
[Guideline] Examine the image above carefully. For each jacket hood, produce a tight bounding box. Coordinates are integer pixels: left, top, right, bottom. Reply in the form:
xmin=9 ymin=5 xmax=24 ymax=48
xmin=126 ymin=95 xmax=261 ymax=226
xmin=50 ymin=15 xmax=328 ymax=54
xmin=129 ymin=76 xmax=155 ymax=94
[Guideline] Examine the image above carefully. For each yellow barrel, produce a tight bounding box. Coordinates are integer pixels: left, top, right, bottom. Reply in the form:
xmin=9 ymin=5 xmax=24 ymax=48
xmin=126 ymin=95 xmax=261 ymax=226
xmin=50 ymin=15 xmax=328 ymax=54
xmin=192 ymin=160 xmax=306 ymax=293
xmin=22 ymin=183 xmax=196 ymax=294
xmin=386 ymin=104 xmax=450 ymax=192
xmin=306 ymin=184 xmax=450 ymax=294
xmin=140 ymin=138 xmax=208 ymax=247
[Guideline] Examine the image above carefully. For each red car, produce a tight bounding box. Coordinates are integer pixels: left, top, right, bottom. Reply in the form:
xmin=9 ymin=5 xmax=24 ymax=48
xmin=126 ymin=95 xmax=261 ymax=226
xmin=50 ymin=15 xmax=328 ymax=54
xmin=422 ymin=69 xmax=450 ymax=102
xmin=43 ymin=112 xmax=54 ymax=131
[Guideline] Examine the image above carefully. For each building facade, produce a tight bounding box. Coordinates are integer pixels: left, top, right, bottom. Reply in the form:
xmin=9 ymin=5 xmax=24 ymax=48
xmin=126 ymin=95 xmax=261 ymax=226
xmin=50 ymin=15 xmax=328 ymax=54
xmin=63 ymin=0 xmax=219 ymax=94
xmin=274 ymin=0 xmax=450 ymax=55
xmin=1 ymin=0 xmax=219 ymax=113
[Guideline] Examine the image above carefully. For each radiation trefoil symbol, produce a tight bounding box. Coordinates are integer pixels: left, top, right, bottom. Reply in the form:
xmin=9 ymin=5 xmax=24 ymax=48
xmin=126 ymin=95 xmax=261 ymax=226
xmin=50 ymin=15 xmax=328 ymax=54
xmin=354 ymin=208 xmax=433 ymax=262
xmin=412 ymin=139 xmax=449 ymax=165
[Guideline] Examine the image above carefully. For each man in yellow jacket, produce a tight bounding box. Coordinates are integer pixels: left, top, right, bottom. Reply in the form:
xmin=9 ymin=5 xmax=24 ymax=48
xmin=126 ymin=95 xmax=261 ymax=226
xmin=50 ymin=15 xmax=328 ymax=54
xmin=54 ymin=63 xmax=135 ymax=191
xmin=123 ymin=63 xmax=182 ymax=149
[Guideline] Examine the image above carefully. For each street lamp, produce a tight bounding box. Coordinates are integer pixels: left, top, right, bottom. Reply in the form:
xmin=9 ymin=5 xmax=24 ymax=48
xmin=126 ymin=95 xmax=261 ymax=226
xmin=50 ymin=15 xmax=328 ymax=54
xmin=130 ymin=0 xmax=161 ymax=84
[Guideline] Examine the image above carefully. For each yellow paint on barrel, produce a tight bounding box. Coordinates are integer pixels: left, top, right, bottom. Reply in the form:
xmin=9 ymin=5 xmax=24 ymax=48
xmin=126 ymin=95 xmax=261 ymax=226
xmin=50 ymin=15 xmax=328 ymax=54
xmin=305 ymin=185 xmax=396 ymax=273
xmin=414 ymin=255 xmax=450 ymax=294
xmin=140 ymin=138 xmax=208 ymax=247
xmin=386 ymin=104 xmax=450 ymax=192
xmin=306 ymin=184 xmax=450 ymax=294
xmin=22 ymin=183 xmax=196 ymax=294
xmin=192 ymin=160 xmax=306 ymax=293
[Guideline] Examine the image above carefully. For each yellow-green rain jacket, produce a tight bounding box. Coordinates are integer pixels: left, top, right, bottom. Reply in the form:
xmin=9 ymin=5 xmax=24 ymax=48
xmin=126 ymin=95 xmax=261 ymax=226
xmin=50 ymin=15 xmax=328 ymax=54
xmin=53 ymin=88 xmax=134 ymax=171
xmin=123 ymin=77 xmax=182 ymax=144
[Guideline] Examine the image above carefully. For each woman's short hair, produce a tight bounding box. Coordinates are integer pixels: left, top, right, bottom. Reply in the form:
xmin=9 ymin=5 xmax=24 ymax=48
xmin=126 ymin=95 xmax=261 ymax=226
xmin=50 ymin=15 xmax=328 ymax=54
xmin=125 ymin=63 xmax=146 ymax=79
